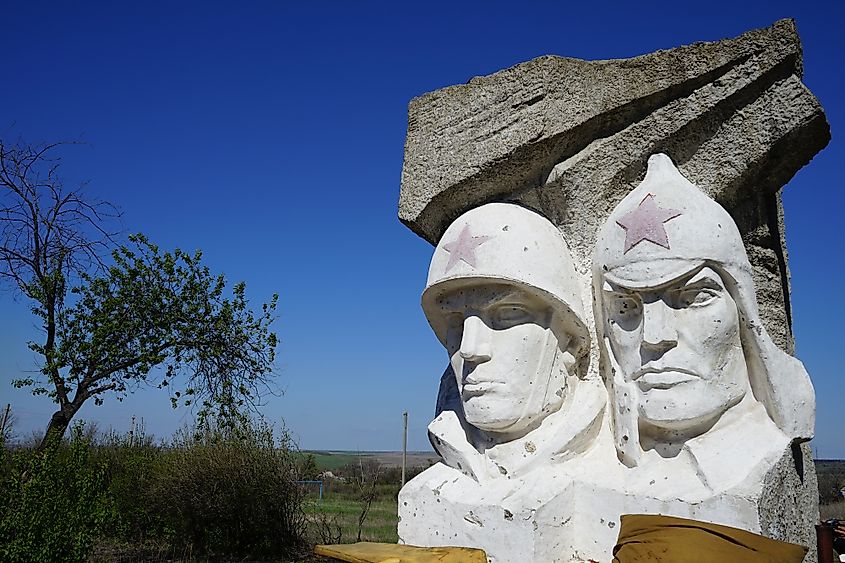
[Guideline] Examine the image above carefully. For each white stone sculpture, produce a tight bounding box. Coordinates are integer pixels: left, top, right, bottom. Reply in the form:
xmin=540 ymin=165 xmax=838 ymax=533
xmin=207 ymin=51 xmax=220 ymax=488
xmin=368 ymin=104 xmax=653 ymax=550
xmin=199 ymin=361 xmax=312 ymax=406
xmin=396 ymin=22 xmax=828 ymax=561
xmin=398 ymin=203 xmax=611 ymax=562
xmin=589 ymin=153 xmax=817 ymax=546
xmin=398 ymin=158 xmax=817 ymax=563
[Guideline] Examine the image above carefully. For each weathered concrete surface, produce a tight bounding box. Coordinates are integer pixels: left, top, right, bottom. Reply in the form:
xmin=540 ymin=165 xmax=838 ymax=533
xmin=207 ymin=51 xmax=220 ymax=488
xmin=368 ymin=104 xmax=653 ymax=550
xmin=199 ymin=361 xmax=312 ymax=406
xmin=759 ymin=443 xmax=819 ymax=563
xmin=398 ymin=19 xmax=830 ymax=353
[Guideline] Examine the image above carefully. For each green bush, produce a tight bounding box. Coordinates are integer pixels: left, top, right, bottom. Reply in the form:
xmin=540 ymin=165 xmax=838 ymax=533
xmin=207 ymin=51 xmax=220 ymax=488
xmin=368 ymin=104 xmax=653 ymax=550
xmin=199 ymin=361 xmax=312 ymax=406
xmin=143 ymin=420 xmax=307 ymax=558
xmin=95 ymin=428 xmax=163 ymax=544
xmin=0 ymin=424 xmax=109 ymax=563
xmin=0 ymin=419 xmax=310 ymax=560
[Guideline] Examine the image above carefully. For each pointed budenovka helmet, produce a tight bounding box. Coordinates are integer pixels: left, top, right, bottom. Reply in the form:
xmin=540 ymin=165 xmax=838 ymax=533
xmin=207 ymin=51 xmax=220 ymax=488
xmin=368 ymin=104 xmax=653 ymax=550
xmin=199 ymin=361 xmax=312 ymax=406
xmin=593 ymin=153 xmax=815 ymax=464
xmin=423 ymin=202 xmax=589 ymax=361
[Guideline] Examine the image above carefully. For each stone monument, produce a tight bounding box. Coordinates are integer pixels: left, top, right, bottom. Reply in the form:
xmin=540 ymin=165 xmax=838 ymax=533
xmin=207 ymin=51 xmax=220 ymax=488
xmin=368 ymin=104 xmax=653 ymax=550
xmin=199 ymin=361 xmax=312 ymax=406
xmin=397 ymin=19 xmax=829 ymax=563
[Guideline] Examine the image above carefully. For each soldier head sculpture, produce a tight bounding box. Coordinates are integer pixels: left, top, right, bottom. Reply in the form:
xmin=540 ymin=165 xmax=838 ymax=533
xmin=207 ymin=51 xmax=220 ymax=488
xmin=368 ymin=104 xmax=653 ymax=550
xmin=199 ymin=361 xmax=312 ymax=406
xmin=593 ymin=154 xmax=815 ymax=470
xmin=422 ymin=202 xmax=602 ymax=480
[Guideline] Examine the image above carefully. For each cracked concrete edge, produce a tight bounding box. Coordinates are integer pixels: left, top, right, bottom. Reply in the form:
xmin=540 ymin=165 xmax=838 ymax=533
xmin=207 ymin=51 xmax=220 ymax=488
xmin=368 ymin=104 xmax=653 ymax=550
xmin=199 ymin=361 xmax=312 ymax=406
xmin=397 ymin=20 xmax=830 ymax=352
xmin=398 ymin=19 xmax=811 ymax=243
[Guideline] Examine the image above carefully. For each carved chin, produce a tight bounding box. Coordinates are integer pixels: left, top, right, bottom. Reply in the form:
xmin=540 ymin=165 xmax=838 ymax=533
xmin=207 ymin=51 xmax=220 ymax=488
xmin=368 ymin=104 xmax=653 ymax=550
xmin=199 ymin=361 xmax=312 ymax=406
xmin=464 ymin=394 xmax=559 ymax=435
xmin=636 ymin=383 xmax=746 ymax=430
xmin=464 ymin=399 xmax=524 ymax=432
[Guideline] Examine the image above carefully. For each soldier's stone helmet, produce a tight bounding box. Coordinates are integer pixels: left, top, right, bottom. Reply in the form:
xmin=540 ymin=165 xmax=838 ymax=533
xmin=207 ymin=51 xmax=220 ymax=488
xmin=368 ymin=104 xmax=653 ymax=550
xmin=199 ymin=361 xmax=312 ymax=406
xmin=593 ymin=154 xmax=814 ymax=462
xmin=422 ymin=202 xmax=589 ymax=358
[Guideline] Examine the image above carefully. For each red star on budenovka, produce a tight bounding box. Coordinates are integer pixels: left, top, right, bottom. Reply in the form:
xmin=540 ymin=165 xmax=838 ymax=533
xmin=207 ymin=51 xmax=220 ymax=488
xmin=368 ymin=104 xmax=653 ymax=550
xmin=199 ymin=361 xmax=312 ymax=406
xmin=616 ymin=193 xmax=682 ymax=253
xmin=442 ymin=225 xmax=492 ymax=271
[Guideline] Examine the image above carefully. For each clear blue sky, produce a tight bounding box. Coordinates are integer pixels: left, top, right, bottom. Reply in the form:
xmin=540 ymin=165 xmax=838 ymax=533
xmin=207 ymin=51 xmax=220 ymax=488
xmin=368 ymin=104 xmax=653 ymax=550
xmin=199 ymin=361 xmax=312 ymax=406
xmin=1 ymin=1 xmax=842 ymax=457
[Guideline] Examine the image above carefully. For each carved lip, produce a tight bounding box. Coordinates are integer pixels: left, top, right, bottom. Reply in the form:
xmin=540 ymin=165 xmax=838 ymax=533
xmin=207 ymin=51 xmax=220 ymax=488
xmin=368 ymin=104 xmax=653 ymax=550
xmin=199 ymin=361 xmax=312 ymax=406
xmin=633 ymin=367 xmax=698 ymax=390
xmin=461 ymin=379 xmax=503 ymax=396
xmin=632 ymin=366 xmax=697 ymax=380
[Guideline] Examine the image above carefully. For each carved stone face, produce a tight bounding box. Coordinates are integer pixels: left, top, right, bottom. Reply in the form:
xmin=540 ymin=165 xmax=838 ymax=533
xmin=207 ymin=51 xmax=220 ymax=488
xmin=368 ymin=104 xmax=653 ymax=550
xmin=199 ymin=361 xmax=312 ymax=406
xmin=435 ymin=282 xmax=568 ymax=435
xmin=601 ymin=266 xmax=749 ymax=434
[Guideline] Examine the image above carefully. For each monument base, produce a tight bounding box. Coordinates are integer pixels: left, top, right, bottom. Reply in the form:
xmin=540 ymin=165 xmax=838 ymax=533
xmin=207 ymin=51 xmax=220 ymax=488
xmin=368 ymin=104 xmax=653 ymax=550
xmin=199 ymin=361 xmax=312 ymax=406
xmin=399 ymin=444 xmax=818 ymax=563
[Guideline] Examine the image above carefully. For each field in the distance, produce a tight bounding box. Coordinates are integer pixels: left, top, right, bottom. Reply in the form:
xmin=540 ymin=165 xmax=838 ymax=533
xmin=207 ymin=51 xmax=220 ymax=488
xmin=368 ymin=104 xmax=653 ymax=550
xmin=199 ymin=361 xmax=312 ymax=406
xmin=304 ymin=450 xmax=440 ymax=545
xmin=818 ymin=459 xmax=845 ymax=521
xmin=306 ymin=450 xmax=440 ymax=471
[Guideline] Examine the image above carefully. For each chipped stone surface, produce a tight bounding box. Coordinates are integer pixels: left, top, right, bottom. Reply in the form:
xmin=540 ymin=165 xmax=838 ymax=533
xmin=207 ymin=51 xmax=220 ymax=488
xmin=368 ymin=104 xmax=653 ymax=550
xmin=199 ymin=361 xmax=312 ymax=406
xmin=758 ymin=444 xmax=819 ymax=563
xmin=400 ymin=450 xmax=817 ymax=562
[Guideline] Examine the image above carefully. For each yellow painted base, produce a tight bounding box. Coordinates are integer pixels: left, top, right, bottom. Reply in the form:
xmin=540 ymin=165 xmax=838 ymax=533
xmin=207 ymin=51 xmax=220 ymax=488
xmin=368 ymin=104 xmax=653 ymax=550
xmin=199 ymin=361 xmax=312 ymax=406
xmin=313 ymin=542 xmax=487 ymax=563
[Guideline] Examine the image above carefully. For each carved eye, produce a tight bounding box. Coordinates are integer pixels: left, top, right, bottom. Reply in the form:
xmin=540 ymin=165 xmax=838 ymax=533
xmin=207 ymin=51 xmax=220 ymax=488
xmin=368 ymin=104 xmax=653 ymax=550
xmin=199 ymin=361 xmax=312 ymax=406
xmin=444 ymin=314 xmax=465 ymax=352
xmin=613 ymin=295 xmax=640 ymax=316
xmin=492 ymin=304 xmax=533 ymax=329
xmin=606 ymin=293 xmax=641 ymax=329
xmin=677 ymin=287 xmax=719 ymax=308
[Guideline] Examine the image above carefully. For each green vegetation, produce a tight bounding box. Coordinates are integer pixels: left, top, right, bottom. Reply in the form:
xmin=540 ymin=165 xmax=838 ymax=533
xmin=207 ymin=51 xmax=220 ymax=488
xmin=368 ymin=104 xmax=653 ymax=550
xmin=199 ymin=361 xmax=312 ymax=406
xmin=0 ymin=425 xmax=109 ymax=563
xmin=0 ymin=420 xmax=432 ymax=562
xmin=1 ymin=420 xmax=311 ymax=562
xmin=307 ymin=452 xmax=362 ymax=471
xmin=305 ymin=497 xmax=399 ymax=544
xmin=303 ymin=458 xmax=433 ymax=546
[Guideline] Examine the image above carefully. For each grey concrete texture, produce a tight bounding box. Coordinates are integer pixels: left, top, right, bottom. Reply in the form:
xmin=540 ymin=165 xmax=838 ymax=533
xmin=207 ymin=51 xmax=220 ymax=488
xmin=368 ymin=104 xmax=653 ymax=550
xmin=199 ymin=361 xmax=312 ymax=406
xmin=759 ymin=443 xmax=819 ymax=563
xmin=398 ymin=19 xmax=829 ymax=353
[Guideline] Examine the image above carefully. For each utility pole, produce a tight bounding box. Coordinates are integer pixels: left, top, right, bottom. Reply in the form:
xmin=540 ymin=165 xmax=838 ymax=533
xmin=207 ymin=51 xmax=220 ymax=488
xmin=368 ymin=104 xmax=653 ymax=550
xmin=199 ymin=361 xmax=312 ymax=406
xmin=0 ymin=404 xmax=10 ymax=440
xmin=401 ymin=411 xmax=408 ymax=486
xmin=129 ymin=415 xmax=136 ymax=447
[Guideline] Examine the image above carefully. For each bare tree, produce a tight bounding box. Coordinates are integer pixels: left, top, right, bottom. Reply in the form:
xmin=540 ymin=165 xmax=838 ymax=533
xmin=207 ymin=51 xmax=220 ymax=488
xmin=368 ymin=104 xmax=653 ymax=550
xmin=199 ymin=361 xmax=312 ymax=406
xmin=0 ymin=139 xmax=119 ymax=445
xmin=1 ymin=139 xmax=279 ymax=447
xmin=0 ymin=139 xmax=119 ymax=281
xmin=353 ymin=458 xmax=382 ymax=542
xmin=0 ymin=404 xmax=16 ymax=443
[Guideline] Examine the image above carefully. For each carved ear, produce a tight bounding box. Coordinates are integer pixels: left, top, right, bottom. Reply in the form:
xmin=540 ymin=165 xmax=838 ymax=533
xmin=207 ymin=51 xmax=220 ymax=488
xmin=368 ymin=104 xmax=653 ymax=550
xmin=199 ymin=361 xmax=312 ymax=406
xmin=561 ymin=350 xmax=576 ymax=375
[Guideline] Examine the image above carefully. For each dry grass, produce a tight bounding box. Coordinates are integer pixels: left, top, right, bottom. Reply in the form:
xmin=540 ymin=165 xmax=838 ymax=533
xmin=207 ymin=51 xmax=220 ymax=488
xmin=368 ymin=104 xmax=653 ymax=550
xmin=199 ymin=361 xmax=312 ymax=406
xmin=304 ymin=496 xmax=398 ymax=544
xmin=821 ymin=500 xmax=845 ymax=521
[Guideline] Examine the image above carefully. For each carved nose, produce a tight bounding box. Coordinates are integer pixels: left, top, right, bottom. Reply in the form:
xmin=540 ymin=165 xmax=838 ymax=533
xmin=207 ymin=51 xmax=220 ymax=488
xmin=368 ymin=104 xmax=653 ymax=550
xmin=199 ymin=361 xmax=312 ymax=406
xmin=459 ymin=315 xmax=492 ymax=363
xmin=641 ymin=299 xmax=678 ymax=356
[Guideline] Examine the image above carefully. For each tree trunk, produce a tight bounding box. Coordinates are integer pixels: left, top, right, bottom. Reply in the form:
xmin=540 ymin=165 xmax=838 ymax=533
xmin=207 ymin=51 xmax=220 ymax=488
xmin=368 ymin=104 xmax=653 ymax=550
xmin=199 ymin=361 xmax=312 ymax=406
xmin=39 ymin=405 xmax=79 ymax=449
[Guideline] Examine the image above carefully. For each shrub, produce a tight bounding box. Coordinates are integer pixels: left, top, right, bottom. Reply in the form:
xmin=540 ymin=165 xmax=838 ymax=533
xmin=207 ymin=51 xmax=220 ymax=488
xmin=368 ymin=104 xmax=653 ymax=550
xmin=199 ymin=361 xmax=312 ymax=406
xmin=144 ymin=420 xmax=307 ymax=558
xmin=95 ymin=427 xmax=163 ymax=543
xmin=1 ymin=419 xmax=313 ymax=560
xmin=0 ymin=424 xmax=109 ymax=563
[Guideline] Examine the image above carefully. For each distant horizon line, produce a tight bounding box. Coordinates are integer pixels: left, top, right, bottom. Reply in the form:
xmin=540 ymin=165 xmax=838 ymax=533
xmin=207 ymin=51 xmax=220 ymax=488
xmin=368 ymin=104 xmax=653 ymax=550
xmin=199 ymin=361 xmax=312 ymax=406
xmin=304 ymin=449 xmax=437 ymax=454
